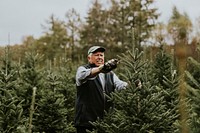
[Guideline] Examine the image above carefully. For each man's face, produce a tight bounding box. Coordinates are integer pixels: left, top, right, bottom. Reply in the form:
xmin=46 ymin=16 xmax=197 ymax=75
xmin=88 ymin=52 xmax=104 ymax=66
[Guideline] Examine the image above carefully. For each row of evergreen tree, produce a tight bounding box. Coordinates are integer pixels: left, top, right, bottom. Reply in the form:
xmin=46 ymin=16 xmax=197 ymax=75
xmin=0 ymin=47 xmax=76 ymax=132
xmin=0 ymin=44 xmax=200 ymax=132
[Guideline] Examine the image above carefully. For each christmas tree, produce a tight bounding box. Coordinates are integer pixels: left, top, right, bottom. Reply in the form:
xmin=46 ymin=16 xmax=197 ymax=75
xmin=91 ymin=48 xmax=180 ymax=133
xmin=33 ymin=71 xmax=68 ymax=132
xmin=185 ymin=44 xmax=200 ymax=133
xmin=16 ymin=52 xmax=44 ymax=119
xmin=33 ymin=58 xmax=76 ymax=132
xmin=0 ymin=46 xmax=26 ymax=132
xmin=153 ymin=45 xmax=180 ymax=132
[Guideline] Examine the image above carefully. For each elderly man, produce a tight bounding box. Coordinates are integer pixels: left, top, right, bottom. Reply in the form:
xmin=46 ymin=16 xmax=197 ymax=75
xmin=74 ymin=46 xmax=128 ymax=133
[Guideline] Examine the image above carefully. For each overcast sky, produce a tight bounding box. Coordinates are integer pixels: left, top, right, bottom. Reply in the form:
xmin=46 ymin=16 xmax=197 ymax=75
xmin=0 ymin=0 xmax=200 ymax=46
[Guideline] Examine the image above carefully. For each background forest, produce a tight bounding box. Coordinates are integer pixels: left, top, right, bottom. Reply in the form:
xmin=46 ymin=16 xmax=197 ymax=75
xmin=1 ymin=0 xmax=200 ymax=133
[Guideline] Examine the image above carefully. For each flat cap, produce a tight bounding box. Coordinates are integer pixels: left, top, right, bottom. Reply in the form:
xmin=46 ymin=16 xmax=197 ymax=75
xmin=88 ymin=46 xmax=105 ymax=55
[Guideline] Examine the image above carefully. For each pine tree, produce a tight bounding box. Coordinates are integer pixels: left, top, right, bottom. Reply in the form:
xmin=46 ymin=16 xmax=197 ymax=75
xmin=167 ymin=6 xmax=192 ymax=45
xmin=185 ymin=45 xmax=200 ymax=133
xmin=80 ymin=0 xmax=159 ymax=57
xmin=65 ymin=8 xmax=82 ymax=60
xmin=80 ymin=0 xmax=108 ymax=48
xmin=35 ymin=15 xmax=69 ymax=61
xmin=91 ymin=48 xmax=178 ymax=133
xmin=114 ymin=0 xmax=159 ymax=49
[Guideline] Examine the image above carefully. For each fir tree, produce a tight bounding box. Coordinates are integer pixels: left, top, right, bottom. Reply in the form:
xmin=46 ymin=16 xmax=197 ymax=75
xmin=33 ymin=71 xmax=68 ymax=132
xmin=185 ymin=44 xmax=200 ymax=133
xmin=33 ymin=59 xmax=76 ymax=132
xmin=91 ymin=48 xmax=178 ymax=133
xmin=153 ymin=45 xmax=174 ymax=88
xmin=56 ymin=59 xmax=76 ymax=132
xmin=153 ymin=45 xmax=180 ymax=132
xmin=0 ymin=88 xmax=25 ymax=133
xmin=0 ymin=46 xmax=26 ymax=132
xmin=0 ymin=46 xmax=18 ymax=92
xmin=16 ymin=52 xmax=44 ymax=118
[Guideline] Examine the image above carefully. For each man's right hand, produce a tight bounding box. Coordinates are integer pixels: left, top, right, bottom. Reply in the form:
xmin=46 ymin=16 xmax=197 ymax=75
xmin=99 ymin=59 xmax=119 ymax=73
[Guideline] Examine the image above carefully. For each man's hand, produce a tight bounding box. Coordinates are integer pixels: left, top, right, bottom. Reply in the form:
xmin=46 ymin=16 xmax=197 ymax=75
xmin=99 ymin=59 xmax=119 ymax=73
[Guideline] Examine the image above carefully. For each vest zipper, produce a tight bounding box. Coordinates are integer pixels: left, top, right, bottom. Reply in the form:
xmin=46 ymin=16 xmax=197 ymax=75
xmin=103 ymin=90 xmax=106 ymax=110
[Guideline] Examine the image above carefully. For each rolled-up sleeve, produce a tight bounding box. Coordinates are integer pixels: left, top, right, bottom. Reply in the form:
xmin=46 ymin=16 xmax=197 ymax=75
xmin=76 ymin=66 xmax=91 ymax=86
xmin=113 ymin=73 xmax=128 ymax=90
